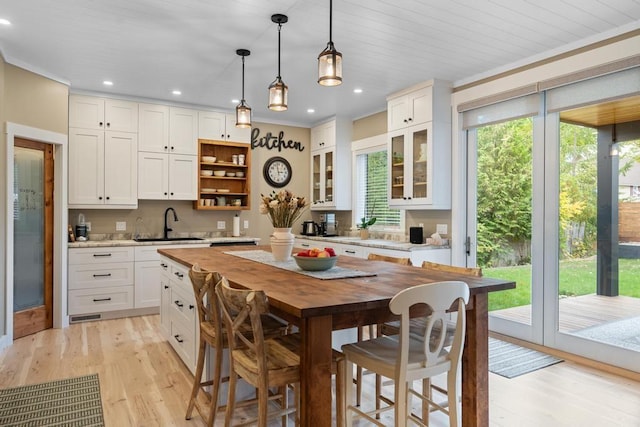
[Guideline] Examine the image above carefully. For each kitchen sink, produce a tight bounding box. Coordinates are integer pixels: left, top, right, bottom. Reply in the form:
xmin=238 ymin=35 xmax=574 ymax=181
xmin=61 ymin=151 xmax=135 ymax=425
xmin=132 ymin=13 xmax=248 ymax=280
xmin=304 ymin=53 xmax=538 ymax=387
xmin=133 ymin=237 xmax=205 ymax=242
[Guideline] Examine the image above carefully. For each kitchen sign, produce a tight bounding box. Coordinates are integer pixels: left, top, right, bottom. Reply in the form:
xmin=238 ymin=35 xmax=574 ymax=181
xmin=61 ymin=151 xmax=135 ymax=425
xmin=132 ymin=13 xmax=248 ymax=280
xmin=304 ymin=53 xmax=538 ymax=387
xmin=251 ymin=128 xmax=305 ymax=152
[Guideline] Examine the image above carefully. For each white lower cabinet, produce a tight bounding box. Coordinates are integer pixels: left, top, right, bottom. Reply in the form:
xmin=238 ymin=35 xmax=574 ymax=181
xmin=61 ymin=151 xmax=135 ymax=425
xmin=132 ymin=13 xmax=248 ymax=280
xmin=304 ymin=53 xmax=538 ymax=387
xmin=68 ymin=247 xmax=135 ymax=315
xmin=159 ymin=255 xmax=199 ymax=374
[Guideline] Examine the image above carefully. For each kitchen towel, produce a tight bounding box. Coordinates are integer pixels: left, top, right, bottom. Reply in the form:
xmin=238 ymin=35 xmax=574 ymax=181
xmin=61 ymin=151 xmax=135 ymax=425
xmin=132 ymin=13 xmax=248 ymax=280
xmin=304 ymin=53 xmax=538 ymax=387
xmin=232 ymin=215 xmax=240 ymax=237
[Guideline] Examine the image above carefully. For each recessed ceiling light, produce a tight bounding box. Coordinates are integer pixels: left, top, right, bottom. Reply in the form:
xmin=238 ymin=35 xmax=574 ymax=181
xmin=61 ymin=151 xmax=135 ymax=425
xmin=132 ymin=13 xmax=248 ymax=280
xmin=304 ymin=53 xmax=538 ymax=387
xmin=172 ymin=90 xmax=182 ymax=95
xmin=307 ymin=108 xmax=315 ymax=113
xmin=353 ymin=88 xmax=363 ymax=94
xmin=231 ymin=99 xmax=240 ymax=104
xmin=0 ymin=18 xmax=11 ymax=26
xmin=103 ymin=80 xmax=113 ymax=86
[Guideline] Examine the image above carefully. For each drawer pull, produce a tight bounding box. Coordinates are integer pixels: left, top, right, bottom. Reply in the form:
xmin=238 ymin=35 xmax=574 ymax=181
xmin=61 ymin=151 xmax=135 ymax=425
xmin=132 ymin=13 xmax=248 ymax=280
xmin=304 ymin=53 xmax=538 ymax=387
xmin=93 ymin=297 xmax=112 ymax=302
xmin=345 ymin=250 xmax=356 ymax=254
xmin=164 ymin=285 xmax=169 ymax=289
xmin=174 ymin=300 xmax=184 ymax=308
xmin=92 ymin=273 xmax=112 ymax=278
xmin=301 ymin=243 xmax=310 ymax=247
xmin=174 ymin=335 xmax=184 ymax=343
xmin=160 ymin=263 xmax=168 ymax=269
xmin=93 ymin=253 xmax=112 ymax=257
xmin=174 ymin=272 xmax=184 ymax=279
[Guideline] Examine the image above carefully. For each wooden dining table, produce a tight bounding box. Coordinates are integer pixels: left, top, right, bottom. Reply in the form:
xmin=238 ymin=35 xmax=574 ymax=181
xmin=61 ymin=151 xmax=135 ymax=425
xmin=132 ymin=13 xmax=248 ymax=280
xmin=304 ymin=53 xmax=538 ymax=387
xmin=158 ymin=245 xmax=515 ymax=426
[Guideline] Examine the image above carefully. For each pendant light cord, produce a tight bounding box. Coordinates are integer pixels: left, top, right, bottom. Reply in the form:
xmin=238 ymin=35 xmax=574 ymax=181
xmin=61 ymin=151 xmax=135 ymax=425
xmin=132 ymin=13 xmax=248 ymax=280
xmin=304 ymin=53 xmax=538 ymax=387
xmin=241 ymin=55 xmax=245 ymax=100
xmin=329 ymin=0 xmax=333 ymax=43
xmin=277 ymin=23 xmax=282 ymax=79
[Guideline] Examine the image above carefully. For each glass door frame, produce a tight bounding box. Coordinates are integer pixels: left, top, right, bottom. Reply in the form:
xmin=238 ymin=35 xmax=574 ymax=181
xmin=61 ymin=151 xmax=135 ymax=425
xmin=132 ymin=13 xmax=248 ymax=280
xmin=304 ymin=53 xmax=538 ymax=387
xmin=465 ymin=110 xmax=546 ymax=345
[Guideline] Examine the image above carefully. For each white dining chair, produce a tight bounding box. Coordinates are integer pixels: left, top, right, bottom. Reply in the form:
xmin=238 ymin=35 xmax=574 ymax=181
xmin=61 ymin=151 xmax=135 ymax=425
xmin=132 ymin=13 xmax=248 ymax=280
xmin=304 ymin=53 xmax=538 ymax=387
xmin=341 ymin=281 xmax=470 ymax=427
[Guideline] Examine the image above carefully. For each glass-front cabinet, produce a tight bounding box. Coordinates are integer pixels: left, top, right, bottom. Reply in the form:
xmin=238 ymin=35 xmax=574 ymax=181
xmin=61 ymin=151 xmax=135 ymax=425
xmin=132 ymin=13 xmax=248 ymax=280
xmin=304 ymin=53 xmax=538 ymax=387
xmin=310 ymin=117 xmax=352 ymax=211
xmin=312 ymin=149 xmax=335 ymax=208
xmin=386 ymin=79 xmax=451 ymax=210
xmin=389 ymin=124 xmax=431 ymax=206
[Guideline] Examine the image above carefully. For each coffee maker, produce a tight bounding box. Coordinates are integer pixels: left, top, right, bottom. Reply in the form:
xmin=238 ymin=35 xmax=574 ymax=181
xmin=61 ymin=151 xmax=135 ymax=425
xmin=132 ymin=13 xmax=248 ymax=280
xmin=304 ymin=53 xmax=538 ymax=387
xmin=319 ymin=213 xmax=337 ymax=237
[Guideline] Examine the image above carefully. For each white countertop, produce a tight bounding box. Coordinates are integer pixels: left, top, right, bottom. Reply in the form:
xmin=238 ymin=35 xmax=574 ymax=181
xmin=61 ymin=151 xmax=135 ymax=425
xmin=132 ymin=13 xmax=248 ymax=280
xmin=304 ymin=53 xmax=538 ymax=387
xmin=68 ymin=236 xmax=260 ymax=248
xmin=295 ymin=235 xmax=449 ymax=252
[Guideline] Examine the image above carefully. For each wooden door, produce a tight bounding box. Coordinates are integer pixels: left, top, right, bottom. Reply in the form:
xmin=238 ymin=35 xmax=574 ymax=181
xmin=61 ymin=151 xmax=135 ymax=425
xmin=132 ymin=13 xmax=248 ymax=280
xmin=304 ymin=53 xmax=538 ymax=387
xmin=13 ymin=138 xmax=54 ymax=338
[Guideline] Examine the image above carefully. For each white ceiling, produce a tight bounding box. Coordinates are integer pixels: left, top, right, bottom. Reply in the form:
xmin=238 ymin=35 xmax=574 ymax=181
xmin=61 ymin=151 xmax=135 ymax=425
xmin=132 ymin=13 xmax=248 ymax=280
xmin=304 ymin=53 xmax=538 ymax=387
xmin=1 ymin=0 xmax=639 ymax=127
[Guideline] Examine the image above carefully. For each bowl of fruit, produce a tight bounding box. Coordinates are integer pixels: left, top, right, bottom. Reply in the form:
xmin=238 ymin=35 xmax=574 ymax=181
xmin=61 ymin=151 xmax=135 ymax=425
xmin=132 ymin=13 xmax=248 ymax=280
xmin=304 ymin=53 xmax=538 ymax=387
xmin=293 ymin=247 xmax=337 ymax=271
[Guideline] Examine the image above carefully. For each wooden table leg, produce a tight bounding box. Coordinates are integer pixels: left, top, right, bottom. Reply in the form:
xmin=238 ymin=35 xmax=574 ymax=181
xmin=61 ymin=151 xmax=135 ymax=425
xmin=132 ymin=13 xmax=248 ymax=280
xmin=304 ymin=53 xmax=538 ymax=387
xmin=462 ymin=293 xmax=489 ymax=427
xmin=299 ymin=315 xmax=333 ymax=427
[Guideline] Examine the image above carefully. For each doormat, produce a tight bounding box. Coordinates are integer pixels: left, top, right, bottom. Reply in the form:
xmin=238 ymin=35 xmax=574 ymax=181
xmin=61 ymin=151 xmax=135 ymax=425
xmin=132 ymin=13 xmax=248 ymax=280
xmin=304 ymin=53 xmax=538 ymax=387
xmin=572 ymin=316 xmax=640 ymax=352
xmin=0 ymin=374 xmax=105 ymax=426
xmin=489 ymin=338 xmax=563 ymax=379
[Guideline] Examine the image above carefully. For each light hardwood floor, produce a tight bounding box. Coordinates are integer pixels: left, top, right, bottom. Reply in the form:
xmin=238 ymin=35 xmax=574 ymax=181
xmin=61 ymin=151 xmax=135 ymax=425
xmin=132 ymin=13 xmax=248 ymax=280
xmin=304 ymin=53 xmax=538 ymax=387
xmin=1 ymin=315 xmax=639 ymax=426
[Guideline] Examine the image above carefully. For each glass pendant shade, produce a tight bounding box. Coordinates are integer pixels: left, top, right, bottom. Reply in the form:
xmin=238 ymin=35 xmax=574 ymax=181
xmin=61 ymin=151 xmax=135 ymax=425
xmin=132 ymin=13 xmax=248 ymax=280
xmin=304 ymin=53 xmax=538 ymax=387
xmin=235 ymin=100 xmax=251 ymax=128
xmin=318 ymin=42 xmax=342 ymax=86
xmin=268 ymin=77 xmax=288 ymax=111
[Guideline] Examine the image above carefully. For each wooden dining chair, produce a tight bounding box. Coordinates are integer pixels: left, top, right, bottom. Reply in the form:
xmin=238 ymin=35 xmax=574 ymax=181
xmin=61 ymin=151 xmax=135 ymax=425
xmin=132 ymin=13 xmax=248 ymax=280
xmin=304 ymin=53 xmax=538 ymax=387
xmin=215 ymin=276 xmax=346 ymax=427
xmin=377 ymin=261 xmax=481 ymax=421
xmin=185 ymin=264 xmax=288 ymax=427
xmin=364 ymin=253 xmax=412 ymax=411
xmin=342 ymin=281 xmax=470 ymax=427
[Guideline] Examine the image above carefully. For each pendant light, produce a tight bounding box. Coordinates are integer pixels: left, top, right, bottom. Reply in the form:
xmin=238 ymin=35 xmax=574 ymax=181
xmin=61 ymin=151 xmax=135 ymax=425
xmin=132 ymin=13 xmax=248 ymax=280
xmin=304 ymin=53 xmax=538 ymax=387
xmin=268 ymin=14 xmax=288 ymax=111
xmin=235 ymin=49 xmax=251 ymax=128
xmin=318 ymin=0 xmax=342 ymax=86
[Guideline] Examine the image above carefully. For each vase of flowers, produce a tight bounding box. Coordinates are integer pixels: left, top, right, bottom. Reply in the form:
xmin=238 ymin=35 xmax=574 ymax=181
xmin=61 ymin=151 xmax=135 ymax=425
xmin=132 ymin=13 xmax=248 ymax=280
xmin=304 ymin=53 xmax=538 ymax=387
xmin=260 ymin=190 xmax=308 ymax=261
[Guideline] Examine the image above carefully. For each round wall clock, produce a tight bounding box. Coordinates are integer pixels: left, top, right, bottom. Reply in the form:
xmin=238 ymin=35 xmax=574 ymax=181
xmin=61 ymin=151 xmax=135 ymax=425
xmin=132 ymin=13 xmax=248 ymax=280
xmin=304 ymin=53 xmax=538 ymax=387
xmin=263 ymin=156 xmax=292 ymax=188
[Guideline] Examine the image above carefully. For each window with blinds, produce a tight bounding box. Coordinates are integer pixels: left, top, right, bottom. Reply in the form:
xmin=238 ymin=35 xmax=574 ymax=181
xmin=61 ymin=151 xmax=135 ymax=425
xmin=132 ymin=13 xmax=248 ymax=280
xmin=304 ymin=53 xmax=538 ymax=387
xmin=354 ymin=149 xmax=401 ymax=229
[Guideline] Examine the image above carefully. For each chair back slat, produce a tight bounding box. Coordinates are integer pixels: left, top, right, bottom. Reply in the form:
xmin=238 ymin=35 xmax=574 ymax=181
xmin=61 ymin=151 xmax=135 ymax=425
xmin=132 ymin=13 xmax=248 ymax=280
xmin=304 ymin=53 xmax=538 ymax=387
xmin=189 ymin=265 xmax=224 ymax=340
xmin=421 ymin=261 xmax=482 ymax=277
xmin=368 ymin=253 xmax=412 ymax=266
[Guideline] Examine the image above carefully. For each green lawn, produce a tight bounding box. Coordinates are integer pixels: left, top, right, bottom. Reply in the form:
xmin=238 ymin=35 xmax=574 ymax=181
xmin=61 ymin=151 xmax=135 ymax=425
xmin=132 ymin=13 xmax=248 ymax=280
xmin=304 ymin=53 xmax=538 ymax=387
xmin=484 ymin=258 xmax=640 ymax=311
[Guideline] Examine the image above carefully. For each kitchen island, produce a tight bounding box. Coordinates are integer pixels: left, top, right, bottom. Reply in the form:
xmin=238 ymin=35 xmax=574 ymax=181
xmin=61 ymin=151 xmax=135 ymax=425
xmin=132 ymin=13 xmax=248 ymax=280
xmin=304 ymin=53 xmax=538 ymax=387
xmin=158 ymin=245 xmax=515 ymax=426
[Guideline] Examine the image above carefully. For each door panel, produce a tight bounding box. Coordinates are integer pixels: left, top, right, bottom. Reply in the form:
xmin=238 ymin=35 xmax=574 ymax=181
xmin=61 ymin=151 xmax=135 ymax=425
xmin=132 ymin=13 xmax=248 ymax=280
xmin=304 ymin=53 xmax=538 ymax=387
xmin=13 ymin=138 xmax=53 ymax=338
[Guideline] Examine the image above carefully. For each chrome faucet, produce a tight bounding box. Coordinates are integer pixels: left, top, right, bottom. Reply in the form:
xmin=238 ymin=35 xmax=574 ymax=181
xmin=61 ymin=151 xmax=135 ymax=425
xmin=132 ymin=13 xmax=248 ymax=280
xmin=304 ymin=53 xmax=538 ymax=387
xmin=163 ymin=207 xmax=178 ymax=239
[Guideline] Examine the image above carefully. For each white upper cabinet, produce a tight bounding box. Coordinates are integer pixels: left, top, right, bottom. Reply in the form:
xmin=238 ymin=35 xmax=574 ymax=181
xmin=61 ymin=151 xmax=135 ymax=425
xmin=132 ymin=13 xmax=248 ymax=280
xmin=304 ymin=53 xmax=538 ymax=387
xmin=138 ymin=103 xmax=170 ymax=152
xmin=139 ymin=105 xmax=197 ymax=155
xmin=69 ymin=95 xmax=138 ymax=133
xmin=309 ymin=117 xmax=352 ymax=211
xmin=169 ymin=107 xmax=198 ymax=155
xmin=386 ymin=79 xmax=452 ymax=209
xmin=138 ymin=152 xmax=197 ymax=200
xmin=69 ymin=128 xmax=138 ymax=208
xmin=310 ymin=120 xmax=336 ymax=151
xmin=198 ymin=110 xmax=250 ymax=143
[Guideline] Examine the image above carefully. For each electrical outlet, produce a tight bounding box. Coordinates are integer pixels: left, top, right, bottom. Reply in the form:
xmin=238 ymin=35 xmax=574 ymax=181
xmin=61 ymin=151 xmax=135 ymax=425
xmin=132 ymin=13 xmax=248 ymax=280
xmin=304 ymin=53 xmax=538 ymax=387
xmin=244 ymin=220 xmax=249 ymax=229
xmin=85 ymin=222 xmax=91 ymax=231
xmin=436 ymin=224 xmax=448 ymax=235
xmin=217 ymin=221 xmax=226 ymax=230
xmin=418 ymin=223 xmax=424 ymax=228
xmin=116 ymin=221 xmax=126 ymax=231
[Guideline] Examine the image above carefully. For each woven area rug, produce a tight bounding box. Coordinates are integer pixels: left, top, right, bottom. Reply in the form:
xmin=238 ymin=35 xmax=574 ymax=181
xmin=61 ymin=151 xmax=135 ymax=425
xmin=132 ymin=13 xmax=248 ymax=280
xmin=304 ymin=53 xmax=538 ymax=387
xmin=0 ymin=374 xmax=105 ymax=426
xmin=572 ymin=316 xmax=640 ymax=351
xmin=489 ymin=338 xmax=563 ymax=379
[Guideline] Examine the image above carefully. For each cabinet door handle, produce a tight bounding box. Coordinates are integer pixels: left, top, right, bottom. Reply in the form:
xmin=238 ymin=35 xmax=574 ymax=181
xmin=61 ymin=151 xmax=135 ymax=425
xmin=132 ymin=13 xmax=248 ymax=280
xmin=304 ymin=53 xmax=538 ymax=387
xmin=106 ymin=122 xmax=111 ymax=127
xmin=93 ymin=253 xmax=112 ymax=257
xmin=221 ymin=134 xmax=225 ymax=138
xmin=170 ymin=192 xmax=174 ymax=196
xmin=164 ymin=192 xmax=168 ymax=196
xmin=92 ymin=273 xmax=112 ymax=278
xmin=171 ymin=146 xmax=174 ymax=150
xmin=403 ymin=119 xmax=408 ymax=123
xmin=408 ymin=117 xmax=413 ymax=122
xmin=98 ymin=196 xmax=103 ymax=200
xmin=99 ymin=121 xmax=104 ymax=127
xmin=164 ymin=285 xmax=169 ymax=289
xmin=189 ymin=304 xmax=195 ymax=310
xmin=174 ymin=300 xmax=184 ymax=308
xmin=226 ymin=134 xmax=230 ymax=139
xmin=174 ymin=335 xmax=184 ymax=343
xmin=174 ymin=272 xmax=184 ymax=279
xmin=93 ymin=297 xmax=112 ymax=302
xmin=106 ymin=196 xmax=110 ymax=200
